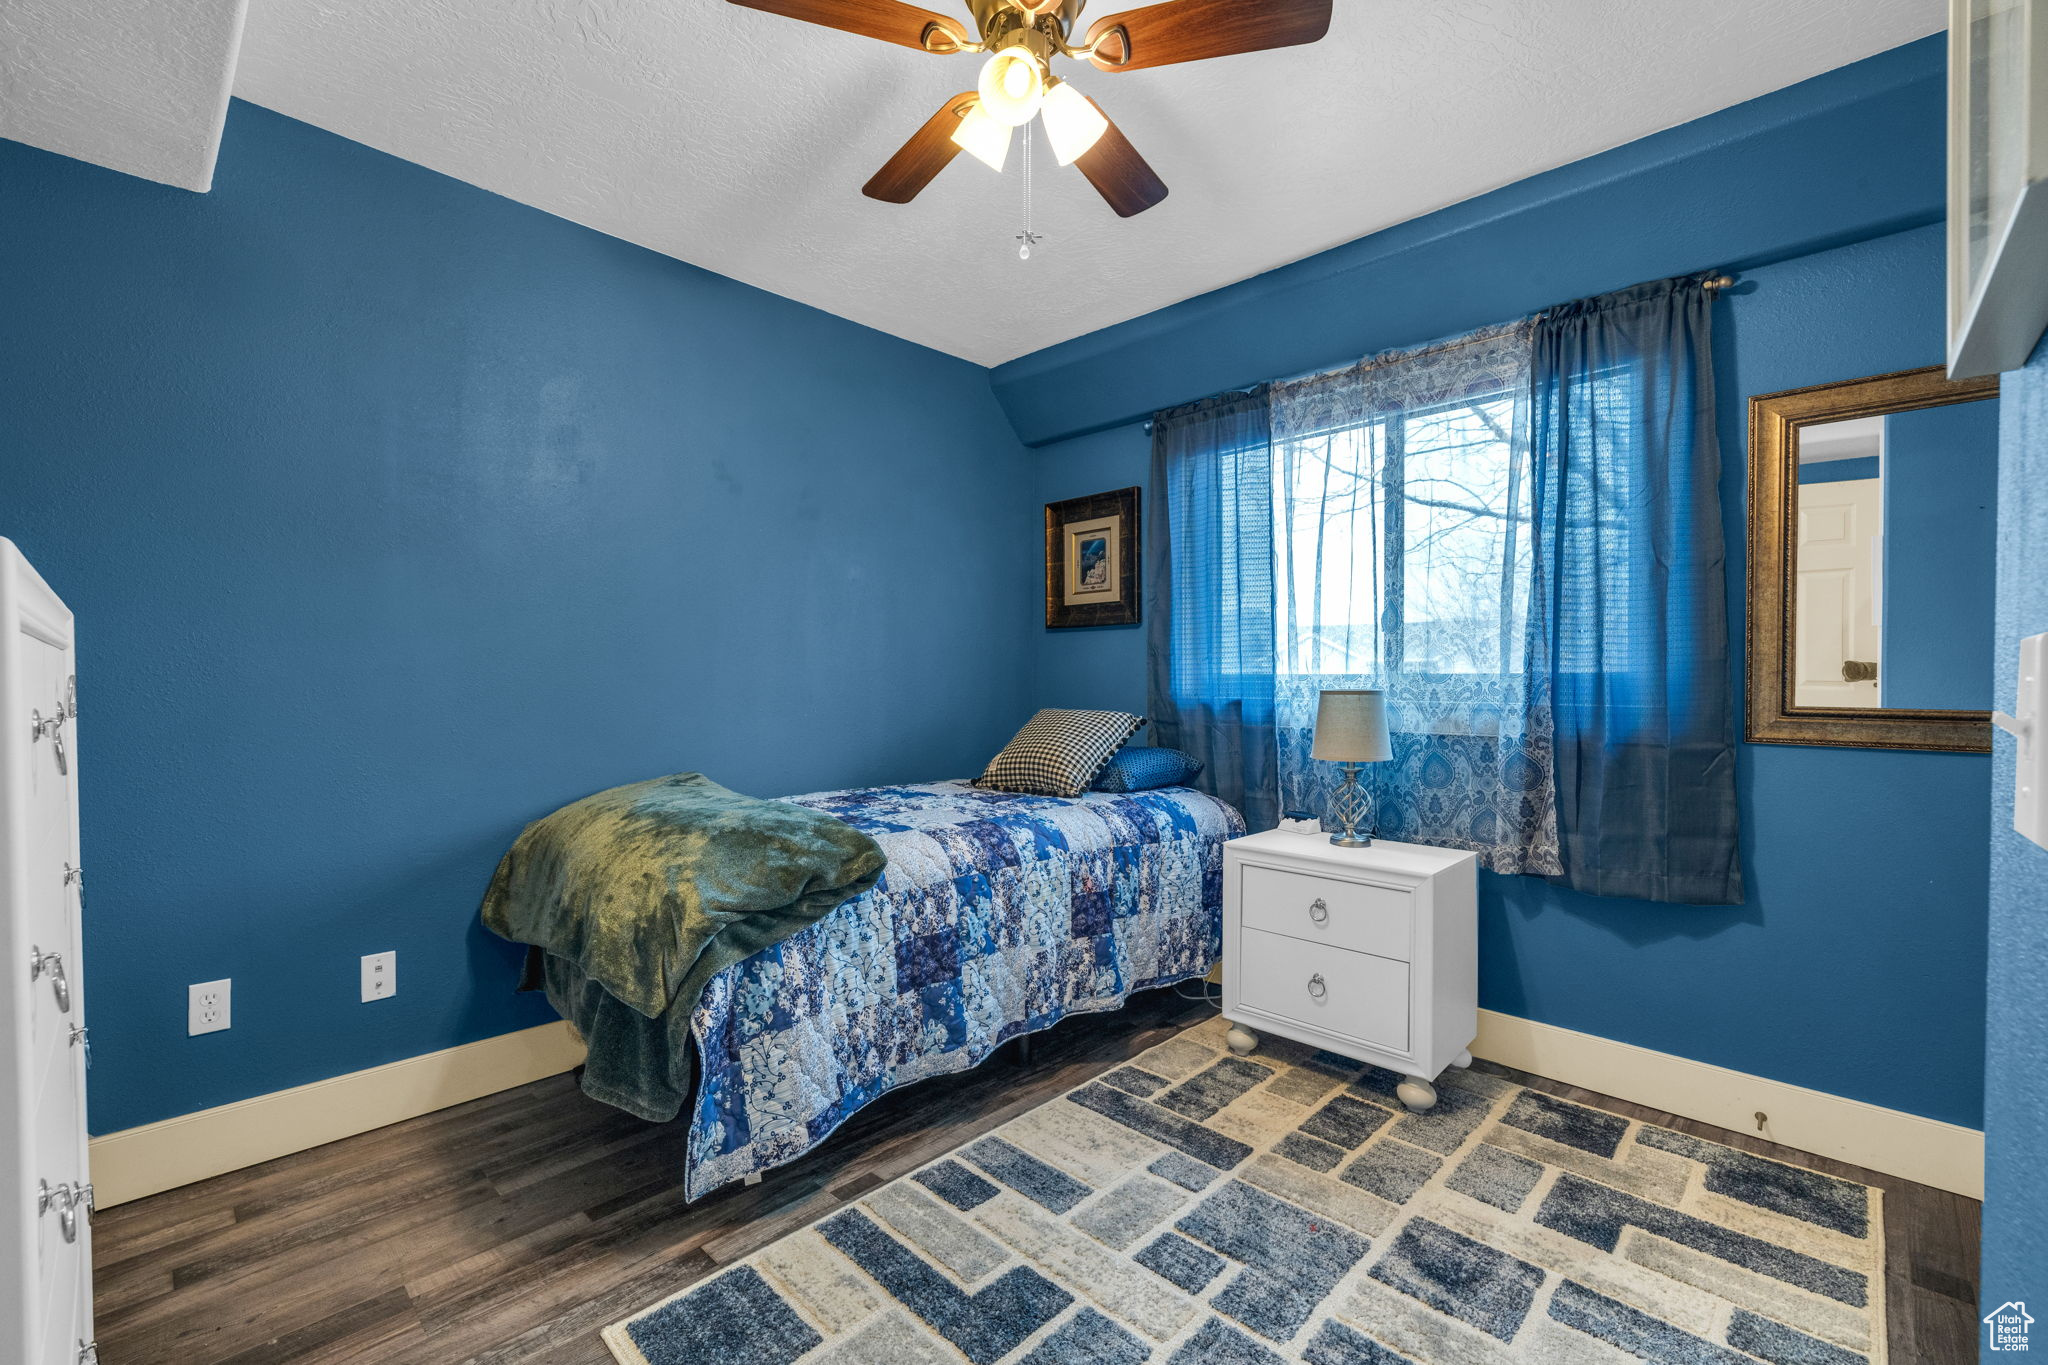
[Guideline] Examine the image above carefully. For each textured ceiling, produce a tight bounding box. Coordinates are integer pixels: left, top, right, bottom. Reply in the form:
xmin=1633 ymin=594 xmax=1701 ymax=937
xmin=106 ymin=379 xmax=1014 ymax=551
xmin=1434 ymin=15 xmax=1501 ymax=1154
xmin=1 ymin=0 xmax=246 ymax=190
xmin=231 ymin=0 xmax=1945 ymax=366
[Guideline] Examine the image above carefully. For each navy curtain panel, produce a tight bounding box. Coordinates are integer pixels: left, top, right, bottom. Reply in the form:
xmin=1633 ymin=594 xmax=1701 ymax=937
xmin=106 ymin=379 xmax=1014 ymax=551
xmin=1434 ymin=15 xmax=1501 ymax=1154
xmin=1527 ymin=278 xmax=1743 ymax=903
xmin=1147 ymin=387 xmax=1281 ymax=831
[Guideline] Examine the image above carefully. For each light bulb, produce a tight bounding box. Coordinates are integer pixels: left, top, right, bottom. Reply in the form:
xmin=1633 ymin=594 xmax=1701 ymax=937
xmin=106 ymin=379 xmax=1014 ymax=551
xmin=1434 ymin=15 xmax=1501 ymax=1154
xmin=1040 ymin=80 xmax=1107 ymax=166
xmin=977 ymin=46 xmax=1044 ymax=127
xmin=949 ymin=101 xmax=1011 ymax=172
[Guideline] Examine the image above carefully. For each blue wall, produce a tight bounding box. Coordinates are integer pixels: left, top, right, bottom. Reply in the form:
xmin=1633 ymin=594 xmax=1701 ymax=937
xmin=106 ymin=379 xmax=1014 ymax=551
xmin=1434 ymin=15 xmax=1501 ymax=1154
xmin=1982 ymin=334 xmax=2048 ymax=1340
xmin=1024 ymin=38 xmax=1990 ymax=1128
xmin=1797 ymin=456 xmax=1879 ymax=483
xmin=1883 ymin=402 xmax=2000 ymax=710
xmin=0 ymin=102 xmax=1035 ymax=1134
xmin=994 ymin=38 xmax=1948 ymax=447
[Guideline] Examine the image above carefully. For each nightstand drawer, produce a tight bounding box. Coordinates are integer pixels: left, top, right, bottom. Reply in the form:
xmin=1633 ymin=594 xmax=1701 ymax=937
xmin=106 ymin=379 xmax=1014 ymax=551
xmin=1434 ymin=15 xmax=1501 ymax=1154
xmin=1239 ymin=863 xmax=1411 ymax=961
xmin=1236 ymin=927 xmax=1409 ymax=1053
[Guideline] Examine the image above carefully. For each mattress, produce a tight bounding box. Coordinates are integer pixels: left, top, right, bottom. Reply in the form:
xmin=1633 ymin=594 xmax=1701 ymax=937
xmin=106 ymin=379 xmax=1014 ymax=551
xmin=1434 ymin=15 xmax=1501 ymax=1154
xmin=679 ymin=779 xmax=1243 ymax=1197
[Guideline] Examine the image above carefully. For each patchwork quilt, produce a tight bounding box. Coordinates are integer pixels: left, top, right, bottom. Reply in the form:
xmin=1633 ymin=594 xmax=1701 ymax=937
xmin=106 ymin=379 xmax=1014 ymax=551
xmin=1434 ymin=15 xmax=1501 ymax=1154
xmin=682 ymin=781 xmax=1244 ymax=1199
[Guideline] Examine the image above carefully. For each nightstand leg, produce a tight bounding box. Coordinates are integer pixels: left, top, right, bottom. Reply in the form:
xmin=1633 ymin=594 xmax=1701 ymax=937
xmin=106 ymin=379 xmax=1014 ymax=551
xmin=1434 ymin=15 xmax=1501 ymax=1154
xmin=1396 ymin=1075 xmax=1437 ymax=1112
xmin=1452 ymin=1050 xmax=1472 ymax=1069
xmin=1225 ymin=1024 xmax=1260 ymax=1056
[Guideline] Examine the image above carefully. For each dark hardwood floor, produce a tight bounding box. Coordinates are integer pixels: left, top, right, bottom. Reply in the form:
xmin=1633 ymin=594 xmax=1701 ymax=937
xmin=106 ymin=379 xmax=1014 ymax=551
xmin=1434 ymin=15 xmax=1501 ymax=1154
xmin=90 ymin=992 xmax=1979 ymax=1364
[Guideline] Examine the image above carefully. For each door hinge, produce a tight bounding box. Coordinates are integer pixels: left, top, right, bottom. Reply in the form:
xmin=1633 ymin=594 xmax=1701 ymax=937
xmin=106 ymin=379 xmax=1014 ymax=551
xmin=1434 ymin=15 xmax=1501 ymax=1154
xmin=69 ymin=1022 xmax=90 ymax=1067
xmin=79 ymin=1340 xmax=99 ymax=1365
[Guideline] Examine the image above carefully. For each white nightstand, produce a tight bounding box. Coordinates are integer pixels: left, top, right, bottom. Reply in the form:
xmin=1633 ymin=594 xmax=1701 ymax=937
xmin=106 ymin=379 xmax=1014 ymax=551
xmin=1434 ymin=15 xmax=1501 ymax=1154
xmin=1221 ymin=828 xmax=1478 ymax=1111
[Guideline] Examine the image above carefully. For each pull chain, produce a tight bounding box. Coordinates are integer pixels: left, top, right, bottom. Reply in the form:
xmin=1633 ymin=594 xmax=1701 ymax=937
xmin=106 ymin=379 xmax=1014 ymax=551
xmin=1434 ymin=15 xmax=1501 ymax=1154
xmin=1016 ymin=126 xmax=1042 ymax=261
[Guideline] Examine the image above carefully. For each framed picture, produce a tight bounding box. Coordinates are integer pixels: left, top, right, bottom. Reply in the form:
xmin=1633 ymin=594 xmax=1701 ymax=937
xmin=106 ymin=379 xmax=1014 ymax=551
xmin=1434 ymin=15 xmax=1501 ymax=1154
xmin=1044 ymin=486 xmax=1140 ymax=628
xmin=1948 ymin=0 xmax=2048 ymax=377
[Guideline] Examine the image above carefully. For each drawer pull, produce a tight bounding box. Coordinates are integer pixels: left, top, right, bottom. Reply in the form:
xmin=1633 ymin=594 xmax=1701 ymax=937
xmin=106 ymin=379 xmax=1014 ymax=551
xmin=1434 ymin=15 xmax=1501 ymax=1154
xmin=32 ymin=704 xmax=70 ymax=776
xmin=1306 ymin=972 xmax=1327 ymax=1000
xmin=1308 ymin=897 xmax=1329 ymax=924
xmin=39 ymin=1179 xmax=80 ymax=1243
xmin=29 ymin=945 xmax=71 ymax=1013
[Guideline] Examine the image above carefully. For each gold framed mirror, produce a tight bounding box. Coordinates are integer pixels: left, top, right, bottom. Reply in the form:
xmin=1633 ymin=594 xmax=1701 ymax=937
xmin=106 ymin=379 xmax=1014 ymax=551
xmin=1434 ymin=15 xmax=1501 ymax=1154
xmin=1747 ymin=366 xmax=1999 ymax=752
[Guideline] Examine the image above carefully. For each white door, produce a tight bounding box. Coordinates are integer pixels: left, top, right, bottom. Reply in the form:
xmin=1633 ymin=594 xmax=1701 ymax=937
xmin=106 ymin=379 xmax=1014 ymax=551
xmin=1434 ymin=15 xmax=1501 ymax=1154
xmin=1 ymin=541 xmax=92 ymax=1365
xmin=1795 ymin=478 xmax=1883 ymax=709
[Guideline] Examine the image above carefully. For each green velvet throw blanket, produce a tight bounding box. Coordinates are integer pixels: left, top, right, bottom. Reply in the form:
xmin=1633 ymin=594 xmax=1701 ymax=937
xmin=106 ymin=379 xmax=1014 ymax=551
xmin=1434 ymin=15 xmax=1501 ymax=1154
xmin=481 ymin=772 xmax=886 ymax=1120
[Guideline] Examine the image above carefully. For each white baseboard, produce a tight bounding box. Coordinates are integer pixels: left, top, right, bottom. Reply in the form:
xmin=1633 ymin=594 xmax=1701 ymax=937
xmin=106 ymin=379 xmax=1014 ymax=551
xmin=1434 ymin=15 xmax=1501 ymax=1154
xmin=86 ymin=1008 xmax=1982 ymax=1210
xmin=1472 ymin=1009 xmax=1983 ymax=1199
xmin=88 ymin=1020 xmax=586 ymax=1208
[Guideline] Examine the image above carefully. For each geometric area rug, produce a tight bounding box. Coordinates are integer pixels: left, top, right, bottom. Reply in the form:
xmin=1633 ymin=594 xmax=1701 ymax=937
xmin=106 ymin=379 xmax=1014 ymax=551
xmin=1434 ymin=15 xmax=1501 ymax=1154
xmin=605 ymin=1015 xmax=1886 ymax=1364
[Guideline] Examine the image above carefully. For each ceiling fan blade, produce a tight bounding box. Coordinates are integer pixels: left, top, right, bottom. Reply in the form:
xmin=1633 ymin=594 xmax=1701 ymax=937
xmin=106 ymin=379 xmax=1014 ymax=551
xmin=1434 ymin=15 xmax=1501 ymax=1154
xmin=863 ymin=93 xmax=978 ymax=203
xmin=726 ymin=0 xmax=970 ymax=52
xmin=1074 ymin=97 xmax=1167 ymax=217
xmin=1083 ymin=0 xmax=1332 ymax=72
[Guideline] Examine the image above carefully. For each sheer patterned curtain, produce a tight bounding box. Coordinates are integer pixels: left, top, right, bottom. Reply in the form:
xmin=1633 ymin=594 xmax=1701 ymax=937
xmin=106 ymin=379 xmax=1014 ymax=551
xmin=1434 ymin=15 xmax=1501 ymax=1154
xmin=1270 ymin=323 xmax=1561 ymax=874
xmin=1147 ymin=387 xmax=1280 ymax=830
xmin=1528 ymin=278 xmax=1741 ymax=903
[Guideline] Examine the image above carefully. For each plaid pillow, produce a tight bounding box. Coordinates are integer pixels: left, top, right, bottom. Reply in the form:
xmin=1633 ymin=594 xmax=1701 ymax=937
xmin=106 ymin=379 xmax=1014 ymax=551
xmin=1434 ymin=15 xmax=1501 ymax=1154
xmin=1092 ymin=746 xmax=1205 ymax=793
xmin=972 ymin=709 xmax=1146 ymax=798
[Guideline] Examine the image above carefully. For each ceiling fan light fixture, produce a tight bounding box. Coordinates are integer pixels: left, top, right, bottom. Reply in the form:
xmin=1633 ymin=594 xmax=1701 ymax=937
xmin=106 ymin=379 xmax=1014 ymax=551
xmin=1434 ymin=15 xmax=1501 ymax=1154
xmin=949 ymin=100 xmax=1012 ymax=172
xmin=977 ymin=45 xmax=1045 ymax=126
xmin=1040 ymin=80 xmax=1108 ymax=166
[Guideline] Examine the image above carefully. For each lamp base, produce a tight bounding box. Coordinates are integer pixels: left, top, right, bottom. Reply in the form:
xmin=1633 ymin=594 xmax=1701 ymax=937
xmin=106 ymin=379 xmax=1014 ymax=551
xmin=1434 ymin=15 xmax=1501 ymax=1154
xmin=1324 ymin=762 xmax=1376 ymax=848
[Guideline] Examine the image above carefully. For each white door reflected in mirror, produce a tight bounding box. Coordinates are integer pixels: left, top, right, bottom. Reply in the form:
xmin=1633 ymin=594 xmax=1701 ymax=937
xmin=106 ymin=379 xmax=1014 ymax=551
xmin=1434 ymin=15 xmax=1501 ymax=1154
xmin=1796 ymin=472 xmax=1883 ymax=708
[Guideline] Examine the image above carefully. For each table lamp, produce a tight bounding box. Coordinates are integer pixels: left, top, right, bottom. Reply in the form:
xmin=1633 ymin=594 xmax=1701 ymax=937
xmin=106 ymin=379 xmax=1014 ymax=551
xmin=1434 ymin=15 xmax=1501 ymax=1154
xmin=1312 ymin=689 xmax=1392 ymax=847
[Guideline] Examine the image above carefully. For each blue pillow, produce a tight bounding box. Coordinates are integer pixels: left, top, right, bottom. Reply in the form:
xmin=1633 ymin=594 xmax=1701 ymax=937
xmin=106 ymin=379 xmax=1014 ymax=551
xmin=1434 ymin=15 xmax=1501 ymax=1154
xmin=1093 ymin=746 xmax=1205 ymax=793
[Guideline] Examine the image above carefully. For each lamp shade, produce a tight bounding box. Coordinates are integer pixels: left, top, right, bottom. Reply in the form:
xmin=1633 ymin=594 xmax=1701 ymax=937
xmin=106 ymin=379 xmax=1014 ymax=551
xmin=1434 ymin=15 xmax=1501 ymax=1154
xmin=949 ymin=101 xmax=1011 ymax=172
xmin=1040 ymin=80 xmax=1107 ymax=165
xmin=977 ymin=46 xmax=1045 ymax=127
xmin=1311 ymin=689 xmax=1392 ymax=763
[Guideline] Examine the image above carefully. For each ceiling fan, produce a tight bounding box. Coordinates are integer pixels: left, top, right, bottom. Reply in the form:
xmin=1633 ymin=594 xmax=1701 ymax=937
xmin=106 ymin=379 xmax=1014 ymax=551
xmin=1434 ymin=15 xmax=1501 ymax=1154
xmin=726 ymin=0 xmax=1334 ymax=217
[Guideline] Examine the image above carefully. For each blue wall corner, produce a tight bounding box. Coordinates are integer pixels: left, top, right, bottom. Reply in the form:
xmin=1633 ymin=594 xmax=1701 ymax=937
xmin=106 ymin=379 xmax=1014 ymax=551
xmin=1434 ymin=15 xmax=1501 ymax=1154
xmin=1981 ymin=332 xmax=2048 ymax=1332
xmin=1025 ymin=45 xmax=1991 ymax=1128
xmin=0 ymin=100 xmax=1036 ymax=1134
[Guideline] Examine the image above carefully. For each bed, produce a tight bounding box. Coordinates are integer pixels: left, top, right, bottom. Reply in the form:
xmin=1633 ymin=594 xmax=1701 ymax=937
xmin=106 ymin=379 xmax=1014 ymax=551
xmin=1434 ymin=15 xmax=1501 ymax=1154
xmin=532 ymin=779 xmax=1241 ymax=1199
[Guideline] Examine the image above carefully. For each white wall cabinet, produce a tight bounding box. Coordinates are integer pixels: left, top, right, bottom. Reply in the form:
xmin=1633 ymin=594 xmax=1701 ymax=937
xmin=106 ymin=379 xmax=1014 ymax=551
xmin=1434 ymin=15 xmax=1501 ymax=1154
xmin=1221 ymin=829 xmax=1477 ymax=1111
xmin=0 ymin=541 xmax=94 ymax=1365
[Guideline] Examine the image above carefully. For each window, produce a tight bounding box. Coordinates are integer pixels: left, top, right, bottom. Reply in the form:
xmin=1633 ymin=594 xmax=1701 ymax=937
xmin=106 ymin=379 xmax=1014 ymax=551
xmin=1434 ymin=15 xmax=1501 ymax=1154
xmin=1275 ymin=388 xmax=1532 ymax=682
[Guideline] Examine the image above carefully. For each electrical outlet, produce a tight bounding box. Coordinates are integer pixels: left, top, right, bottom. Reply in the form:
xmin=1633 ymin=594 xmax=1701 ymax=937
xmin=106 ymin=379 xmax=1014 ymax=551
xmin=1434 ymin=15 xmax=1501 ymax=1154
xmin=361 ymin=951 xmax=396 ymax=1002
xmin=188 ymin=979 xmax=230 ymax=1035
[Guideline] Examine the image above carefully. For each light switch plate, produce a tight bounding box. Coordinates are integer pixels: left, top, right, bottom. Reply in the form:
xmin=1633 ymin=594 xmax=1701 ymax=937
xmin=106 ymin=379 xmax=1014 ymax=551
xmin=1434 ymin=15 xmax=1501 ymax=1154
xmin=1994 ymin=632 xmax=2047 ymax=851
xmin=361 ymin=950 xmax=396 ymax=1002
